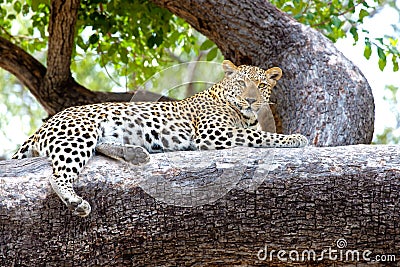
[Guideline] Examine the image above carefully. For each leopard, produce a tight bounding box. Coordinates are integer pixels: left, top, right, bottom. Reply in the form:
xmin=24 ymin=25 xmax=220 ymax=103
xmin=12 ymin=60 xmax=308 ymax=217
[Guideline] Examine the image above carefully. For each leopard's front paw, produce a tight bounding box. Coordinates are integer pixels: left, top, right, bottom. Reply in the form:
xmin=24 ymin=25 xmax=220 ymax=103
xmin=124 ymin=145 xmax=150 ymax=165
xmin=289 ymin=134 xmax=309 ymax=147
xmin=68 ymin=197 xmax=91 ymax=217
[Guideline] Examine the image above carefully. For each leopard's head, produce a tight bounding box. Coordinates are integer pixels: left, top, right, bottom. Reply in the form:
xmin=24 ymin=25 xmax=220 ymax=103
xmin=221 ymin=60 xmax=282 ymax=117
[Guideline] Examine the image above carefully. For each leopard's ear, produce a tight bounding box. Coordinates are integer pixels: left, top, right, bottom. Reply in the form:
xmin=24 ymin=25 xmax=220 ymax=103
xmin=266 ymin=67 xmax=282 ymax=81
xmin=222 ymin=60 xmax=238 ymax=77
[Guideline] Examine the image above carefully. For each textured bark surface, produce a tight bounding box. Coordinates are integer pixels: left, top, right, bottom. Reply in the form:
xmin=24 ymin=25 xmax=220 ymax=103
xmin=152 ymin=0 xmax=375 ymax=146
xmin=1 ymin=145 xmax=399 ymax=266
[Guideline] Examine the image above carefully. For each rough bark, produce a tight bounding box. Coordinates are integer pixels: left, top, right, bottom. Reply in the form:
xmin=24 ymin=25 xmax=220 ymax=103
xmin=1 ymin=145 xmax=399 ymax=266
xmin=46 ymin=0 xmax=79 ymax=86
xmin=152 ymin=0 xmax=375 ymax=146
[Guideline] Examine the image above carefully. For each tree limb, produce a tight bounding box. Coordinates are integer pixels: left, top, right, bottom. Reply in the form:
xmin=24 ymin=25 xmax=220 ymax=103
xmin=0 ymin=36 xmax=46 ymax=97
xmin=0 ymin=36 xmax=173 ymax=115
xmin=1 ymin=145 xmax=399 ymax=265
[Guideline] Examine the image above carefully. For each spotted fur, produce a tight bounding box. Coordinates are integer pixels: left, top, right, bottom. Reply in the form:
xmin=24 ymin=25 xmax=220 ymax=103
xmin=13 ymin=60 xmax=308 ymax=217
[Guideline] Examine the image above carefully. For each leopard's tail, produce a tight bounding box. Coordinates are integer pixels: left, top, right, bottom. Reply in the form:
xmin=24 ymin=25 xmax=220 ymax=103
xmin=12 ymin=135 xmax=38 ymax=159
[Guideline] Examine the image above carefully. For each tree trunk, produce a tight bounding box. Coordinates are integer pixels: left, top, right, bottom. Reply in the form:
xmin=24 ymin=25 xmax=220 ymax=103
xmin=152 ymin=0 xmax=375 ymax=146
xmin=1 ymin=145 xmax=399 ymax=266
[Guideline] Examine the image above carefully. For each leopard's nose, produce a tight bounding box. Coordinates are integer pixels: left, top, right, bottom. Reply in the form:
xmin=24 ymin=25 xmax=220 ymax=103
xmin=245 ymin=98 xmax=256 ymax=105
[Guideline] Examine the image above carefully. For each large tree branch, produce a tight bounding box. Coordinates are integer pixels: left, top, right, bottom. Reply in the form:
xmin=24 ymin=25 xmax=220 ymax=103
xmin=0 ymin=36 xmax=46 ymax=96
xmin=152 ymin=0 xmax=375 ymax=146
xmin=0 ymin=36 xmax=173 ymax=114
xmin=1 ymin=145 xmax=399 ymax=265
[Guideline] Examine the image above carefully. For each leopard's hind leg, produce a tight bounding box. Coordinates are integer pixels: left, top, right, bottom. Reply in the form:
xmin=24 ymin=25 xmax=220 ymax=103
xmin=47 ymin=136 xmax=97 ymax=217
xmin=12 ymin=134 xmax=39 ymax=159
xmin=49 ymin=172 xmax=91 ymax=217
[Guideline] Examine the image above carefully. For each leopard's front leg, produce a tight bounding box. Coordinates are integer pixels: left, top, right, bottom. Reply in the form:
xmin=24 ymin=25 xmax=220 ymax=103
xmin=96 ymin=142 xmax=150 ymax=165
xmin=195 ymin=125 xmax=308 ymax=150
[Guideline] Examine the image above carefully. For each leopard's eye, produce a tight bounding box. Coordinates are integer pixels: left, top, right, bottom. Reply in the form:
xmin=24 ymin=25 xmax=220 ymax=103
xmin=258 ymin=83 xmax=267 ymax=89
xmin=237 ymin=80 xmax=246 ymax=87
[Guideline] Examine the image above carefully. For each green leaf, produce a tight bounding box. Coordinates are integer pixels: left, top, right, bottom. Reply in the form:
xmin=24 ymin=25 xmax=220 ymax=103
xmin=389 ymin=38 xmax=398 ymax=47
xmin=108 ymin=43 xmax=119 ymax=57
xmin=119 ymin=49 xmax=128 ymax=64
xmin=147 ymin=35 xmax=156 ymax=48
xmin=31 ymin=0 xmax=47 ymax=11
xmin=347 ymin=0 xmax=354 ymax=9
xmin=358 ymin=9 xmax=369 ymax=22
xmin=378 ymin=58 xmax=386 ymax=71
xmin=27 ymin=26 xmax=34 ymax=35
xmin=13 ymin=1 xmax=22 ymax=13
xmin=76 ymin=36 xmax=88 ymax=50
xmin=293 ymin=13 xmax=302 ymax=20
xmin=349 ymin=27 xmax=358 ymax=42
xmin=89 ymin=34 xmax=99 ymax=45
xmin=89 ymin=11 xmax=99 ymax=21
xmin=364 ymin=40 xmax=372 ymax=59
xmin=7 ymin=14 xmax=16 ymax=20
xmin=0 ymin=7 xmax=6 ymax=18
xmin=154 ymin=31 xmax=164 ymax=46
xmin=377 ymin=47 xmax=386 ymax=60
xmin=305 ymin=12 xmax=315 ymax=21
xmin=200 ymin=39 xmax=214 ymax=51
xmin=22 ymin=4 xmax=29 ymax=16
xmin=206 ymin=47 xmax=218 ymax=61
xmin=362 ymin=1 xmax=370 ymax=8
xmin=392 ymin=55 xmax=399 ymax=72
xmin=375 ymin=38 xmax=384 ymax=45
xmin=332 ymin=16 xmax=341 ymax=28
